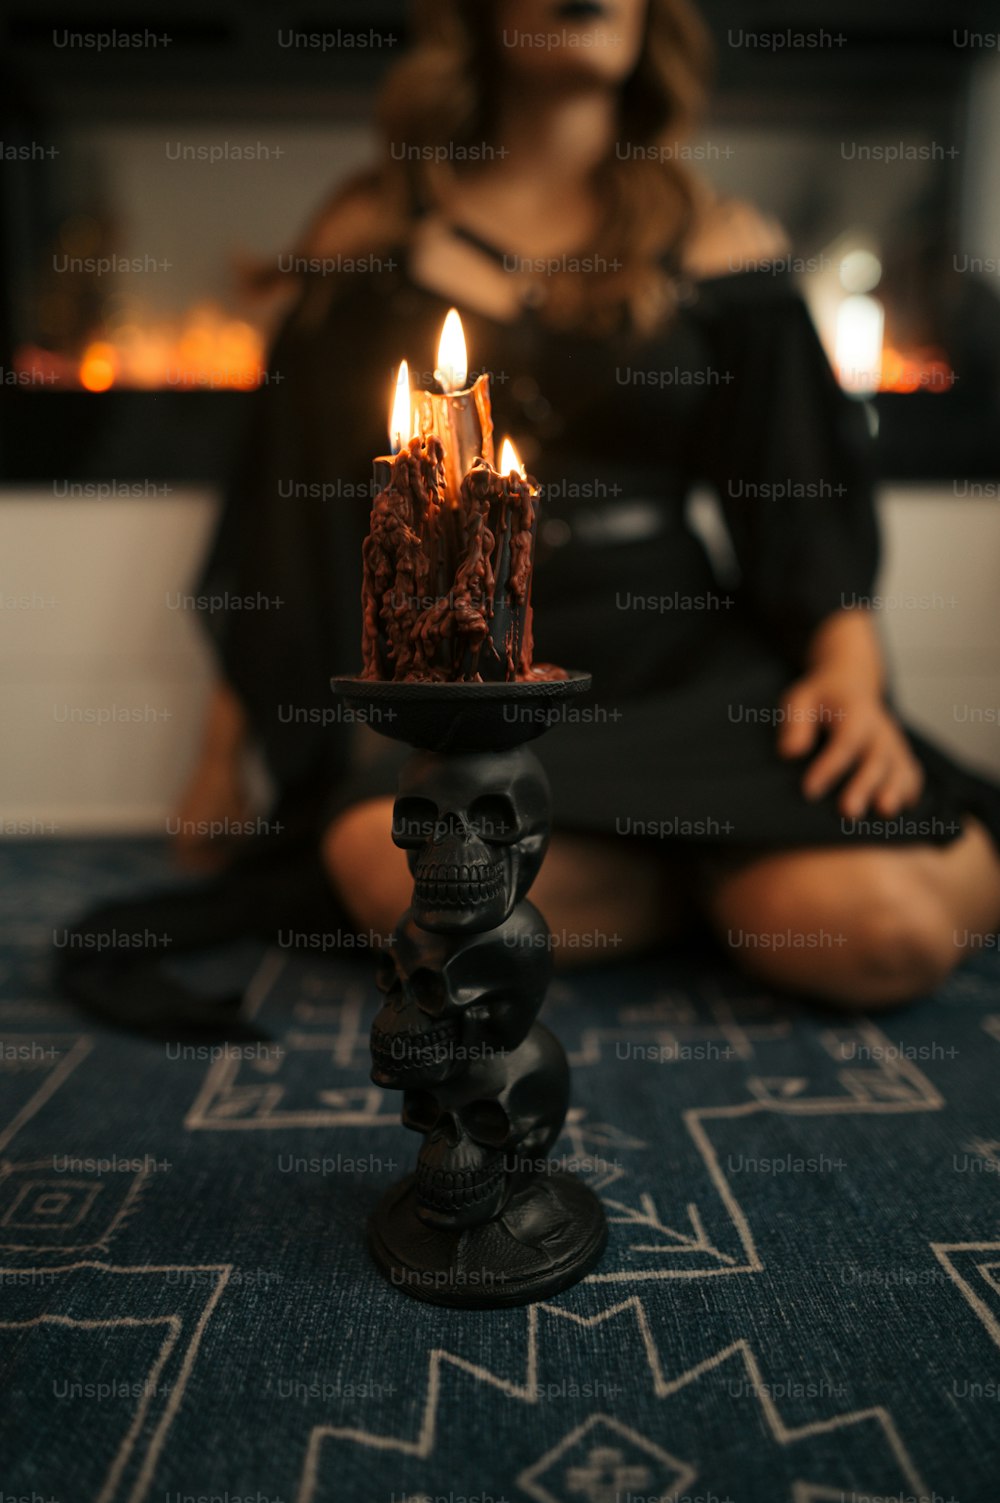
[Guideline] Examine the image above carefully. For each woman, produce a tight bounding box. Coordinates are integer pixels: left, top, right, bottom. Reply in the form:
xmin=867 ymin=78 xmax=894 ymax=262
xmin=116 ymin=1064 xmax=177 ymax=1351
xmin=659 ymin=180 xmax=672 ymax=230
xmin=179 ymin=0 xmax=1000 ymax=1007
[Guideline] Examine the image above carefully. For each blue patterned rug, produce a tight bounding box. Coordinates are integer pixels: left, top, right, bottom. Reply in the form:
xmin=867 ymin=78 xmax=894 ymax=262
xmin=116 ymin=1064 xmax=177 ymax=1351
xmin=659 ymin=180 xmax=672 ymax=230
xmin=2 ymin=839 xmax=999 ymax=1503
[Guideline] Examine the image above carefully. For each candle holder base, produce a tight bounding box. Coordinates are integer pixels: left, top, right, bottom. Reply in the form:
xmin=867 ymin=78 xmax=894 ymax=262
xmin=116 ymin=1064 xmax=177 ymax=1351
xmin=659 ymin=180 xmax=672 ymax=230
xmin=336 ymin=673 xmax=590 ymax=753
xmin=332 ymin=674 xmax=607 ymax=1308
xmin=369 ymin=1172 xmax=607 ymax=1309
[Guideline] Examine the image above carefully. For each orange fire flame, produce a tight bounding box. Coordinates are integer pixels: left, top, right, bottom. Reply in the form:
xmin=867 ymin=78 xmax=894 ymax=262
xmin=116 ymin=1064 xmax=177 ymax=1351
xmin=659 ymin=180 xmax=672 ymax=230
xmin=16 ymin=303 xmax=266 ymax=390
xmin=79 ymin=342 xmax=117 ymax=393
xmin=878 ymin=346 xmax=955 ymax=395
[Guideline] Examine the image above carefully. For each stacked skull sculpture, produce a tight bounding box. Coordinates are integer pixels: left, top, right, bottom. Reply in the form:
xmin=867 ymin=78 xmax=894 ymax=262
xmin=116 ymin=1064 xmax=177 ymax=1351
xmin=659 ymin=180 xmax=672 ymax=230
xmin=370 ymin=746 xmax=569 ymax=1230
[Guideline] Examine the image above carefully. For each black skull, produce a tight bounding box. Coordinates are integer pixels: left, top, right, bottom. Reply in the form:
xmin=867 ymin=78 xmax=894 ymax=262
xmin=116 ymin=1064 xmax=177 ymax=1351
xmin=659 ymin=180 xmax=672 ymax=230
xmin=402 ymin=1023 xmax=569 ymax=1231
xmin=370 ymin=904 xmax=553 ymax=1088
xmin=392 ymin=747 xmax=550 ymax=934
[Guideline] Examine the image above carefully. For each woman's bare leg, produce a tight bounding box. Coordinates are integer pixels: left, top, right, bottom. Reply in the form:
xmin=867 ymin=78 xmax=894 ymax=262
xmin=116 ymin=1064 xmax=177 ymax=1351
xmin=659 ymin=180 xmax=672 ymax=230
xmin=704 ymin=818 xmax=1000 ymax=1008
xmin=325 ymin=803 xmax=1000 ymax=1003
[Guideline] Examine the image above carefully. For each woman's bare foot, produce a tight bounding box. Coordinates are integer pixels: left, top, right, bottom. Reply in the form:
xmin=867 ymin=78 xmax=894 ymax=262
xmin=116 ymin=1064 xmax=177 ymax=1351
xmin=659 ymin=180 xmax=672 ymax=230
xmin=170 ymin=754 xmax=251 ymax=872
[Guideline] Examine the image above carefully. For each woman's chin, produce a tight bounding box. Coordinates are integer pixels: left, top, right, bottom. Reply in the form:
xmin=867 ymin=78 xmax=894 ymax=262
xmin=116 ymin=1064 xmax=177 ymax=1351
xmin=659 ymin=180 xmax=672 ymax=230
xmin=497 ymin=0 xmax=645 ymax=86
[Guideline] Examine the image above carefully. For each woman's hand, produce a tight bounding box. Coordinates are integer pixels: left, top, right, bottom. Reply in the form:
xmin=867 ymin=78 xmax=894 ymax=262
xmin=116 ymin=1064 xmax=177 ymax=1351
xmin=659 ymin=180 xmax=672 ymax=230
xmin=778 ymin=673 xmax=924 ymax=819
xmin=777 ymin=610 xmax=924 ymax=820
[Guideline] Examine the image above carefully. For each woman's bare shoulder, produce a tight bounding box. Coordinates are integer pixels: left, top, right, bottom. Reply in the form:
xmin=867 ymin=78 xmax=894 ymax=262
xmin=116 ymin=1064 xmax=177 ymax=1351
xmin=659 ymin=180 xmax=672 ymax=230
xmin=681 ymin=194 xmax=789 ymax=281
xmin=302 ymin=174 xmax=394 ymax=259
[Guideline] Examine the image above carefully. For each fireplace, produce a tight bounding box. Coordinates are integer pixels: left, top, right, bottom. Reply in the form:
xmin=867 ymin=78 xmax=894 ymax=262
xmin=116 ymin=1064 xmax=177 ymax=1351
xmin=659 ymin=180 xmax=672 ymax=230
xmin=1 ymin=0 xmax=999 ymax=481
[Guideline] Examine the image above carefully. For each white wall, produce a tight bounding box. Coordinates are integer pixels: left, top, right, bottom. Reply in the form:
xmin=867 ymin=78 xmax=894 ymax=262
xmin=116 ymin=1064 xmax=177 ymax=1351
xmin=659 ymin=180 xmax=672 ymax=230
xmin=878 ymin=488 xmax=1000 ymax=778
xmin=61 ymin=123 xmax=377 ymax=322
xmin=0 ymin=489 xmax=216 ymax=835
xmin=1 ymin=483 xmax=997 ymax=835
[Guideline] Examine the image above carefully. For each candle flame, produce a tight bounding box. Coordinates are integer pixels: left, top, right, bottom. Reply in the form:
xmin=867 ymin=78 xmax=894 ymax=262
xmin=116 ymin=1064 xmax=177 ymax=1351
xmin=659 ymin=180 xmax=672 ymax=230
xmin=389 ymin=360 xmax=411 ymax=453
xmin=499 ymin=437 xmax=525 ymax=479
xmin=435 ymin=309 xmax=468 ymax=394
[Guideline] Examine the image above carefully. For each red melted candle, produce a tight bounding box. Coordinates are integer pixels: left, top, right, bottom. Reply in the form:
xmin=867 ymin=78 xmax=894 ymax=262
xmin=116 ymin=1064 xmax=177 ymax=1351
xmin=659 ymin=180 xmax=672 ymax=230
xmin=361 ymin=439 xmax=564 ymax=684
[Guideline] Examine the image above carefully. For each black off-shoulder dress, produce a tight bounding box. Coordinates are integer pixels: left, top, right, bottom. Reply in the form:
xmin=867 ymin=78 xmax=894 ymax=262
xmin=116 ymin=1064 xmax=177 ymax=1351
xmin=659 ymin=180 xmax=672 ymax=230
xmin=197 ymin=256 xmax=1000 ymax=858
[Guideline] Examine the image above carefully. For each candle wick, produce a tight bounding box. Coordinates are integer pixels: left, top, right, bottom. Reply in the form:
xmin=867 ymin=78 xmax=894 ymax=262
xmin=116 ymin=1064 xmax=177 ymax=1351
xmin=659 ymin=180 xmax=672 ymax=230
xmin=434 ymin=367 xmax=459 ymax=395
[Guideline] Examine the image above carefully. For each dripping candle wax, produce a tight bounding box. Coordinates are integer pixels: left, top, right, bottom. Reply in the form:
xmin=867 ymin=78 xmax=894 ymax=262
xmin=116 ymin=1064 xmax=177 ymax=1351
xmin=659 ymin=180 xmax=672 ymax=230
xmin=459 ymin=436 xmax=538 ymax=680
xmin=361 ymin=323 xmax=537 ymax=682
xmin=362 ymin=358 xmax=449 ymax=679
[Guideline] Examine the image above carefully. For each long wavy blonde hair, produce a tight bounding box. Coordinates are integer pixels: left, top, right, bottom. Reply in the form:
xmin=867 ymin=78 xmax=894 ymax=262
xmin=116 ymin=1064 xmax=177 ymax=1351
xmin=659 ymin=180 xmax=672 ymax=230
xmin=288 ymin=0 xmax=714 ymax=332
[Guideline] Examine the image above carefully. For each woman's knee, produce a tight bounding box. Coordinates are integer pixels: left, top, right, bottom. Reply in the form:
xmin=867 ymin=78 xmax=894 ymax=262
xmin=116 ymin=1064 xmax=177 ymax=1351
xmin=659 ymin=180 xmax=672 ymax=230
xmin=831 ymin=881 xmax=955 ymax=1004
xmin=322 ymin=798 xmax=409 ymax=932
xmin=709 ymin=851 xmax=958 ymax=1007
xmin=532 ymin=835 xmax=684 ymax=963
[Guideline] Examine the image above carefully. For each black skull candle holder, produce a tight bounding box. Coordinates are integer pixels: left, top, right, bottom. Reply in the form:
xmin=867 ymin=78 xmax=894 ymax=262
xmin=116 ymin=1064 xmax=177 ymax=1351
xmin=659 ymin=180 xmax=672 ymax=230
xmin=330 ymin=675 xmax=608 ymax=1307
